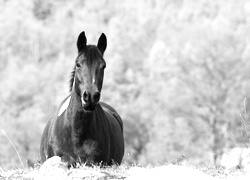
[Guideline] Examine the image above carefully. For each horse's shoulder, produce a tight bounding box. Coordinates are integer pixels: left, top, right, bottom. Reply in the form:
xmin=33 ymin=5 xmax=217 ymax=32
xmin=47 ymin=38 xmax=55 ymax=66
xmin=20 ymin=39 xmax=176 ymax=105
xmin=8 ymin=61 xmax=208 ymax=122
xmin=99 ymin=102 xmax=123 ymax=131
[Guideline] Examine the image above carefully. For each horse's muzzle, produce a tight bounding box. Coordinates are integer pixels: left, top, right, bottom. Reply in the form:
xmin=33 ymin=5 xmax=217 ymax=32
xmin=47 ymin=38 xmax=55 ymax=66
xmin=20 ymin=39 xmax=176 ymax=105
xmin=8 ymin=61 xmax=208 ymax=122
xmin=81 ymin=91 xmax=101 ymax=111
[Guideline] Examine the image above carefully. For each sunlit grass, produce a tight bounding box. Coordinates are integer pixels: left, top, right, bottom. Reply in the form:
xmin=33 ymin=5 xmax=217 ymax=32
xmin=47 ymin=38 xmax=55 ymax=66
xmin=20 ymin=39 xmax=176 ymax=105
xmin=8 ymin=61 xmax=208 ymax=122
xmin=0 ymin=160 xmax=248 ymax=180
xmin=0 ymin=163 xmax=129 ymax=180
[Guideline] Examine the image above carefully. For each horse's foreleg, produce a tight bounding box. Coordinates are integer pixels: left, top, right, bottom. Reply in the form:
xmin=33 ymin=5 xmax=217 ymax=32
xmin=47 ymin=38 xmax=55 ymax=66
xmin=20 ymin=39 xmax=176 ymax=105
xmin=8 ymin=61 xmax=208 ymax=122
xmin=61 ymin=154 xmax=77 ymax=168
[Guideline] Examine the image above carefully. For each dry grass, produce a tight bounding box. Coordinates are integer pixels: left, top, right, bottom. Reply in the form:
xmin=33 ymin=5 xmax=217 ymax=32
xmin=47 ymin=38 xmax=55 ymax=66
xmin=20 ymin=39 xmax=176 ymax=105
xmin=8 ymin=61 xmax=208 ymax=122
xmin=0 ymin=157 xmax=249 ymax=180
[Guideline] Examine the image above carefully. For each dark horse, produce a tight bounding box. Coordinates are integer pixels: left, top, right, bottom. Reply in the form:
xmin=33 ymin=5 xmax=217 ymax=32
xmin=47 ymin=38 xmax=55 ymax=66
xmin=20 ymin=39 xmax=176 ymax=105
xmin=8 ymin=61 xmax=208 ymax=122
xmin=40 ymin=31 xmax=124 ymax=167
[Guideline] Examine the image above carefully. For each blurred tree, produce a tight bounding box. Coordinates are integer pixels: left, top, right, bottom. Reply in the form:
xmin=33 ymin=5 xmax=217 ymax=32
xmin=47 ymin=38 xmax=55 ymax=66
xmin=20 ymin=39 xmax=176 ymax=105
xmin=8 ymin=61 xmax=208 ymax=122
xmin=175 ymin=28 xmax=250 ymax=164
xmin=33 ymin=0 xmax=52 ymax=20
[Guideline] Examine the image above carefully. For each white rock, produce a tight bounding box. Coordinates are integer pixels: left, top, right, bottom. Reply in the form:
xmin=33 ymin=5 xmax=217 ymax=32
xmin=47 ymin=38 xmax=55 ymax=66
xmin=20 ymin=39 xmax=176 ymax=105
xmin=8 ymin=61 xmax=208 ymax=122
xmin=27 ymin=156 xmax=68 ymax=180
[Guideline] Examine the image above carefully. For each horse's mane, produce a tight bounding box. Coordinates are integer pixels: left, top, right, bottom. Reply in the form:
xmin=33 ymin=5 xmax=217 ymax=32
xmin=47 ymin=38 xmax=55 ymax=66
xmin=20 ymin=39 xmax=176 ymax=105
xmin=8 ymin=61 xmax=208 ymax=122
xmin=69 ymin=45 xmax=102 ymax=92
xmin=69 ymin=67 xmax=75 ymax=92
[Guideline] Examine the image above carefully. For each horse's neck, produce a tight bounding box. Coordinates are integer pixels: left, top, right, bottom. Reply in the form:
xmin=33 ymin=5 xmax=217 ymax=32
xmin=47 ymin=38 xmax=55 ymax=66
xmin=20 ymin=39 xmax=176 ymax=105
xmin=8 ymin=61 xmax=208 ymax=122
xmin=66 ymin=90 xmax=82 ymax=116
xmin=67 ymin=90 xmax=93 ymax=142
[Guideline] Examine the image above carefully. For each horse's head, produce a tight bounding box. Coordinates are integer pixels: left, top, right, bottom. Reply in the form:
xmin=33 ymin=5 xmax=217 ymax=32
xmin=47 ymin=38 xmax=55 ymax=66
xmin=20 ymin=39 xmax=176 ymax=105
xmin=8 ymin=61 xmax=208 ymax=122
xmin=72 ymin=31 xmax=107 ymax=111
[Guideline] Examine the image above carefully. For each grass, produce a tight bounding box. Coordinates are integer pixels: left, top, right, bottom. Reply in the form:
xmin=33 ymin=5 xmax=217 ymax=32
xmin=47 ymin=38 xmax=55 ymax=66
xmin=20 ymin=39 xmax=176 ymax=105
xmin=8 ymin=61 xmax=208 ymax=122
xmin=0 ymin=162 xmax=129 ymax=180
xmin=1 ymin=129 xmax=24 ymax=168
xmin=0 ymin=158 xmax=249 ymax=180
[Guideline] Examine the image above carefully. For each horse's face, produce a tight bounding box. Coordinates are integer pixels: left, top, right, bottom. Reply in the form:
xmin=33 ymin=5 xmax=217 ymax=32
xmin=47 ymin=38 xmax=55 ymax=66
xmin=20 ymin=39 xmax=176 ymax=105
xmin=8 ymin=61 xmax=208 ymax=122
xmin=74 ymin=32 xmax=107 ymax=111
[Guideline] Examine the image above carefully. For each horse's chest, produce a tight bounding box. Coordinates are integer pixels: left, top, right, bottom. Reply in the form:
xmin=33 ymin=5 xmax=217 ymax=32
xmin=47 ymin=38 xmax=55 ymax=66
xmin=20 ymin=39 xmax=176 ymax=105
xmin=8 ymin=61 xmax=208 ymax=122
xmin=75 ymin=139 xmax=101 ymax=163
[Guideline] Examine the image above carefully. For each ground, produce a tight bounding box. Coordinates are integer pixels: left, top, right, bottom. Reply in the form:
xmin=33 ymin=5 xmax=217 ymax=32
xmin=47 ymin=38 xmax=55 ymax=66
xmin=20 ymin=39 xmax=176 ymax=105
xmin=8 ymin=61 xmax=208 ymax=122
xmin=1 ymin=156 xmax=250 ymax=180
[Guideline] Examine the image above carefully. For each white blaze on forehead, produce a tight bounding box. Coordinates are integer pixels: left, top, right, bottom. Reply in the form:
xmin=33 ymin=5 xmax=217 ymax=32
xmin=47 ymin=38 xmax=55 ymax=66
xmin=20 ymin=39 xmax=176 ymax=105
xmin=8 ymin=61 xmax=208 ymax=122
xmin=58 ymin=96 xmax=71 ymax=116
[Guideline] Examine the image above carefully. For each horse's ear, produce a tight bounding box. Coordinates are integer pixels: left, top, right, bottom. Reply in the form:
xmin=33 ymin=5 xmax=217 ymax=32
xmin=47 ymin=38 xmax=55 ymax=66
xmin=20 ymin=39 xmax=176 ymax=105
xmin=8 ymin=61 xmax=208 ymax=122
xmin=97 ymin=33 xmax=107 ymax=55
xmin=77 ymin=31 xmax=87 ymax=52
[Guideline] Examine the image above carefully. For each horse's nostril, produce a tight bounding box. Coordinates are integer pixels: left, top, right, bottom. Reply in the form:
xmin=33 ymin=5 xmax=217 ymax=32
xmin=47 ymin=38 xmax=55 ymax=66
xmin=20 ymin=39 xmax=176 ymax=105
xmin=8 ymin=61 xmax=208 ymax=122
xmin=93 ymin=92 xmax=100 ymax=103
xmin=83 ymin=91 xmax=90 ymax=103
xmin=83 ymin=91 xmax=100 ymax=105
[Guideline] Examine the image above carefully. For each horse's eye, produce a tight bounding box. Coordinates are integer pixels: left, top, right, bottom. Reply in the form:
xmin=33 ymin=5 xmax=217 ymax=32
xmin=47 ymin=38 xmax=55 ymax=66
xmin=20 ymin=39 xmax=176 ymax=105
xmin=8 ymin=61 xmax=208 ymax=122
xmin=76 ymin=63 xmax=81 ymax=68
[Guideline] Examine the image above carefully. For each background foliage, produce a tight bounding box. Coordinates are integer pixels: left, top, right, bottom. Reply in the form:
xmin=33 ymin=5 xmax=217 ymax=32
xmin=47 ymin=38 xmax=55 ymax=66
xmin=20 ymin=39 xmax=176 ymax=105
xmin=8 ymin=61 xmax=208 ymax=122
xmin=1 ymin=0 xmax=250 ymax=170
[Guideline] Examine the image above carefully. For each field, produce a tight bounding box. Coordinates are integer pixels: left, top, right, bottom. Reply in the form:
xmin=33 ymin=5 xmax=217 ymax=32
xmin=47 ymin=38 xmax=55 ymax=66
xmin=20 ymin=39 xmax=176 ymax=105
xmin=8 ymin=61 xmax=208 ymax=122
xmin=0 ymin=157 xmax=249 ymax=180
xmin=2 ymin=0 xmax=250 ymax=173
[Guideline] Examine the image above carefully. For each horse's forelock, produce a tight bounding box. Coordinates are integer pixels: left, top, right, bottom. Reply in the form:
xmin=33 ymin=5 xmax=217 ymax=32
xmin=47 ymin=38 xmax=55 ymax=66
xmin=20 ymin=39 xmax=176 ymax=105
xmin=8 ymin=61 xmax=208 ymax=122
xmin=84 ymin=45 xmax=103 ymax=65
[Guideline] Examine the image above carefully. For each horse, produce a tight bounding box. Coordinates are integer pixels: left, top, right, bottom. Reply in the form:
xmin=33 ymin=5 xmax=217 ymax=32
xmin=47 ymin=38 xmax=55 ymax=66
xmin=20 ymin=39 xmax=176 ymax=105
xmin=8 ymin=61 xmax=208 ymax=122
xmin=40 ymin=31 xmax=124 ymax=167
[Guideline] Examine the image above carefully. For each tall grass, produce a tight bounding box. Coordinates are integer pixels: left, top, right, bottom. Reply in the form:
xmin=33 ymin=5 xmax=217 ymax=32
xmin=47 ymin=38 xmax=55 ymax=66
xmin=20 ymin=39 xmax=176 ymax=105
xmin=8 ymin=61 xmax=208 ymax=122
xmin=0 ymin=129 xmax=24 ymax=168
xmin=239 ymin=97 xmax=250 ymax=145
